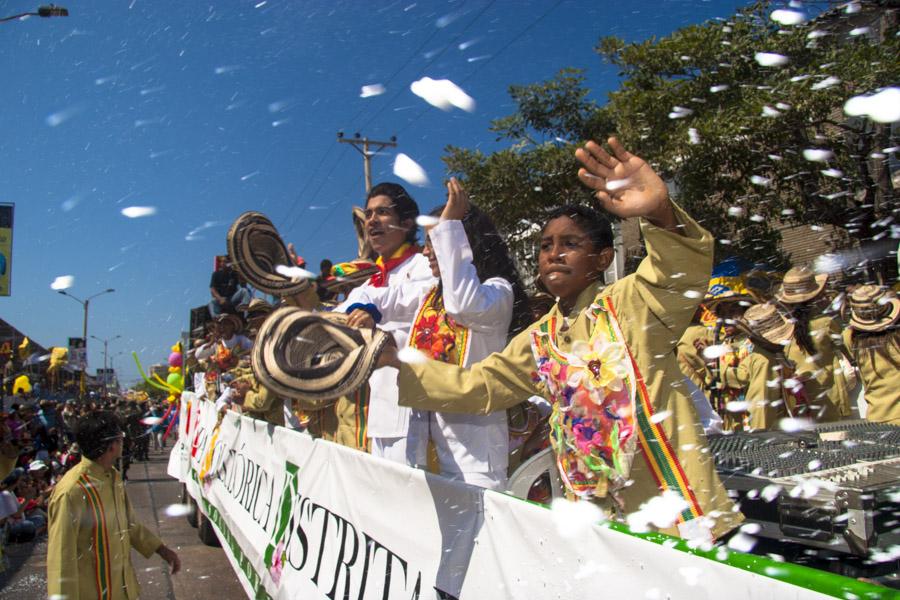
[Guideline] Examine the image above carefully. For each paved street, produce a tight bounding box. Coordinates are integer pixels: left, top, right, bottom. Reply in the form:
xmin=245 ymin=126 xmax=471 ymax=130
xmin=0 ymin=446 xmax=247 ymax=600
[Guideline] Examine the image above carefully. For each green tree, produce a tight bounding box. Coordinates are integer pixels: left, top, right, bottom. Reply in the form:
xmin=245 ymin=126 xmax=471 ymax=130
xmin=444 ymin=1 xmax=898 ymax=275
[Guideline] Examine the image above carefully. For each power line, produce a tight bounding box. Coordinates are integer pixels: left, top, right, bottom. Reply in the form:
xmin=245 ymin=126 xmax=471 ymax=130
xmin=354 ymin=0 xmax=497 ymax=134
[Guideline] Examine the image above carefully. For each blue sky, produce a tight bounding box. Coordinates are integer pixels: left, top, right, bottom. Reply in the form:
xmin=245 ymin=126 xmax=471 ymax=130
xmin=0 ymin=0 xmax=748 ymax=385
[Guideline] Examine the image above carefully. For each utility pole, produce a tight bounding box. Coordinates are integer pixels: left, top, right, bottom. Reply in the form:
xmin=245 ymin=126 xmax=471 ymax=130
xmin=337 ymin=132 xmax=397 ymax=194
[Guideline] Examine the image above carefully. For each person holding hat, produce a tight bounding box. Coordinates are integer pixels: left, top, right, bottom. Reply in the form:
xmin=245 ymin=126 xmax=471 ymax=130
xmin=775 ymin=266 xmax=848 ymax=422
xmin=380 ymin=137 xmax=741 ymax=540
xmin=334 ymin=182 xmax=433 ymax=463
xmin=47 ymin=411 xmax=180 ymax=599
xmin=842 ymin=285 xmax=900 ymax=425
xmin=345 ymin=178 xmax=530 ymax=488
xmin=718 ymin=303 xmax=796 ymax=430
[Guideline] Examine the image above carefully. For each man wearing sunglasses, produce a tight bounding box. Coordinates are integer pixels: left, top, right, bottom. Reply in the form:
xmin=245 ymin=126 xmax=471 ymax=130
xmin=46 ymin=411 xmax=180 ymax=599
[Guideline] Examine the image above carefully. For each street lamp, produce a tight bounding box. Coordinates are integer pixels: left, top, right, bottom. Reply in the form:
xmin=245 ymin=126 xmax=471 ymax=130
xmin=90 ymin=334 xmax=121 ymax=390
xmin=0 ymin=5 xmax=69 ymax=22
xmin=57 ymin=288 xmax=115 ymax=398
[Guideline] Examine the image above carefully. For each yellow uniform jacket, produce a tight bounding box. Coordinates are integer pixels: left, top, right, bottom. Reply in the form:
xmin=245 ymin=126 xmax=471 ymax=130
xmin=784 ymin=315 xmax=845 ymax=422
xmin=47 ymin=458 xmax=162 ymax=600
xmin=843 ymin=328 xmax=900 ymax=425
xmin=397 ymin=205 xmax=742 ymax=539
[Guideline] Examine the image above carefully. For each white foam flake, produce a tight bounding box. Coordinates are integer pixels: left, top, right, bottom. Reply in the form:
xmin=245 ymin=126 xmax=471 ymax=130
xmin=844 ymin=1 xmax=861 ymax=13
xmin=683 ymin=290 xmax=703 ymax=299
xmin=727 ymin=206 xmax=744 ymax=217
xmin=359 ymin=84 xmax=386 ymax=98
xmin=702 ymin=344 xmax=731 ymax=360
xmin=725 ymin=400 xmax=751 ymax=413
xmin=667 ymin=106 xmax=693 ymax=119
xmin=275 ymin=265 xmax=317 ymax=280
xmin=45 ymin=106 xmax=82 ymax=127
xmin=821 ymin=168 xmax=843 ymax=178
xmin=650 ymin=410 xmax=672 ymax=424
xmin=849 ymin=27 xmax=870 ymax=36
xmin=727 ymin=532 xmax=758 ymax=553
xmin=762 ymin=105 xmax=781 ymax=118
xmin=779 ymin=417 xmax=815 ymax=432
xmin=50 ymin=275 xmax=75 ymax=291
xmin=803 ymin=148 xmax=833 ymax=162
xmin=740 ymin=522 xmax=762 ymax=535
xmin=771 ymin=9 xmax=806 ymax=25
xmin=605 ymin=178 xmax=631 ymax=192
xmin=811 ymin=76 xmax=840 ymax=90
xmin=814 ymin=254 xmax=843 ymax=274
xmin=393 ymin=153 xmax=430 ymax=187
xmin=415 ymin=215 xmax=440 ymax=227
xmin=807 ymin=30 xmax=827 ymax=39
xmin=755 ymin=52 xmax=789 ymax=67
xmin=164 ymin=504 xmax=192 ymax=517
xmin=626 ymin=491 xmax=690 ymax=533
xmin=141 ymin=416 xmax=163 ymax=426
xmin=550 ymin=498 xmax=606 ymax=539
xmin=688 ymin=128 xmax=701 ymax=144
xmin=843 ymin=88 xmax=900 ymax=123
xmin=750 ymin=214 xmax=765 ymax=223
xmin=761 ymin=484 xmax=782 ymax=502
xmin=397 ymin=347 xmax=428 ymax=365
xmin=710 ymin=84 xmax=729 ymax=93
xmin=121 ymin=206 xmax=157 ymax=218
xmin=868 ymin=545 xmax=900 ymax=563
xmin=410 ymin=77 xmax=475 ymax=112
xmin=750 ymin=175 xmax=771 ymax=186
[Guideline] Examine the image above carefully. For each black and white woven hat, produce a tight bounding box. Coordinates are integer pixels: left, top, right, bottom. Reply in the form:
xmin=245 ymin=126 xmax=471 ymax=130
xmin=227 ymin=212 xmax=312 ymax=296
xmin=251 ymin=307 xmax=389 ymax=409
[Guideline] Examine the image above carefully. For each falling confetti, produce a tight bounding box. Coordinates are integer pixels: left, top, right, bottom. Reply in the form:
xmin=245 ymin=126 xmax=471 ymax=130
xmin=627 ymin=491 xmax=690 ymax=533
xmin=843 ymin=88 xmax=900 ymax=123
xmin=397 ymin=347 xmax=428 ymax=364
xmin=727 ymin=206 xmax=744 ymax=217
xmin=750 ymin=175 xmax=771 ymax=186
xmin=688 ymin=128 xmax=701 ymax=144
xmin=121 ymin=206 xmax=157 ymax=218
xmin=770 ymin=9 xmax=806 ymax=25
xmin=360 ymin=84 xmax=386 ymax=98
xmin=393 ymin=153 xmax=430 ymax=187
xmin=754 ymin=52 xmax=789 ymax=67
xmin=164 ymin=504 xmax=193 ymax=517
xmin=811 ymin=76 xmax=840 ymax=90
xmin=667 ymin=106 xmax=693 ymax=119
xmin=703 ymin=344 xmax=731 ymax=360
xmin=409 ymin=77 xmax=475 ymax=112
xmin=802 ymin=149 xmax=833 ymax=162
xmin=141 ymin=416 xmax=163 ymax=426
xmin=415 ymin=215 xmax=440 ymax=227
xmin=50 ymin=275 xmax=75 ymax=291
xmin=275 ymin=265 xmax=317 ymax=280
xmin=709 ymin=84 xmax=729 ymax=93
xmin=761 ymin=105 xmax=781 ymax=118
xmin=550 ymin=498 xmax=606 ymax=539
xmin=45 ymin=106 xmax=82 ymax=127
xmin=605 ymin=178 xmax=631 ymax=192
xmin=821 ymin=168 xmax=843 ymax=178
xmin=779 ymin=417 xmax=815 ymax=432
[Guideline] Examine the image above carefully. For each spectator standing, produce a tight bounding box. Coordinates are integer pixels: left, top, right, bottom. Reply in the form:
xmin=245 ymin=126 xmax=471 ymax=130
xmin=46 ymin=411 xmax=180 ymax=599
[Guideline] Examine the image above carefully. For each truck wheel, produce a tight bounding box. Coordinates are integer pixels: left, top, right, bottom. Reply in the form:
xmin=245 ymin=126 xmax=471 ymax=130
xmin=197 ymin=509 xmax=221 ymax=547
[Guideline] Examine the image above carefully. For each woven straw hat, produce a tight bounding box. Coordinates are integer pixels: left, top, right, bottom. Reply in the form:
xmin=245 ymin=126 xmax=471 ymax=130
xmin=215 ymin=313 xmax=244 ymax=334
xmin=251 ymin=307 xmax=389 ymax=409
xmin=775 ymin=266 xmax=827 ymax=304
xmin=848 ymin=285 xmax=900 ymax=332
xmin=236 ymin=298 xmax=274 ymax=316
xmin=742 ymin=303 xmax=794 ymax=346
xmin=227 ymin=212 xmax=312 ymax=296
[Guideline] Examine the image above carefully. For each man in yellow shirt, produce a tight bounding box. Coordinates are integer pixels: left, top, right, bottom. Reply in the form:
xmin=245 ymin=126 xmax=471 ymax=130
xmin=47 ymin=411 xmax=180 ymax=600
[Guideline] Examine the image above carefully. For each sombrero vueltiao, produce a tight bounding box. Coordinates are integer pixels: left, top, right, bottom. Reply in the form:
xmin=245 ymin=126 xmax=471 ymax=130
xmin=251 ymin=307 xmax=389 ymax=409
xmin=848 ymin=285 xmax=900 ymax=332
xmin=741 ymin=303 xmax=795 ymax=348
xmin=227 ymin=212 xmax=312 ymax=297
xmin=775 ymin=266 xmax=828 ymax=305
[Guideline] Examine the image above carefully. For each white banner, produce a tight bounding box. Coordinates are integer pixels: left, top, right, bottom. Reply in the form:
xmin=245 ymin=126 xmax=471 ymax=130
xmin=171 ymin=394 xmax=866 ymax=600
